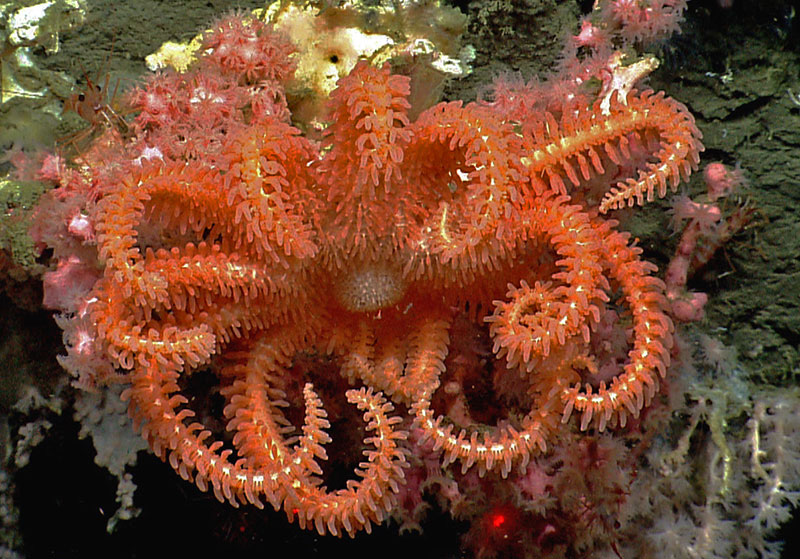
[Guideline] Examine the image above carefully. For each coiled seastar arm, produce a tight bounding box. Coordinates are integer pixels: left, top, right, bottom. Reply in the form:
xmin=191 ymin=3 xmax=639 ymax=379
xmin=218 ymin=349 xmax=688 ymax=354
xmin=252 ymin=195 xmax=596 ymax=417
xmin=123 ymin=333 xmax=409 ymax=537
xmin=486 ymin=198 xmax=673 ymax=433
xmin=486 ymin=193 xmax=609 ymax=372
xmin=557 ymin=222 xmax=674 ymax=432
xmin=92 ymin=144 xmax=315 ymax=371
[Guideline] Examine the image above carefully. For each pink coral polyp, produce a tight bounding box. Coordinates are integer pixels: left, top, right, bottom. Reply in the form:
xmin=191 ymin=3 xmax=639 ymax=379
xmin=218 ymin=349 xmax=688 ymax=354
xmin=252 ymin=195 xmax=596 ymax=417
xmin=202 ymin=14 xmax=296 ymax=83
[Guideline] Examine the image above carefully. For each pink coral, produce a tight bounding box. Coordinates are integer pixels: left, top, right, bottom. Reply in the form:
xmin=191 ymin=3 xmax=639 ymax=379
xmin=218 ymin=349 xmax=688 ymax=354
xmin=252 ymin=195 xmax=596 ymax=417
xmin=604 ymin=0 xmax=687 ymax=44
xmin=703 ymin=162 xmax=746 ymax=201
xmin=201 ymin=14 xmax=295 ymax=83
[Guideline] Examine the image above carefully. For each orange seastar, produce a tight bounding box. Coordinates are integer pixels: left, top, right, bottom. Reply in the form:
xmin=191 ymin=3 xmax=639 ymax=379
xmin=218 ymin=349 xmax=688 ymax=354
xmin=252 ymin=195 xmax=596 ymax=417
xmin=53 ymin=44 xmax=702 ymax=535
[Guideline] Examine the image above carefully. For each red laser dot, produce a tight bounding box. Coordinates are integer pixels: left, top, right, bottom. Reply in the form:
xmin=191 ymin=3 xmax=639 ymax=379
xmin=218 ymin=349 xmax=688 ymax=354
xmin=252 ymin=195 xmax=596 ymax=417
xmin=492 ymin=513 xmax=506 ymax=528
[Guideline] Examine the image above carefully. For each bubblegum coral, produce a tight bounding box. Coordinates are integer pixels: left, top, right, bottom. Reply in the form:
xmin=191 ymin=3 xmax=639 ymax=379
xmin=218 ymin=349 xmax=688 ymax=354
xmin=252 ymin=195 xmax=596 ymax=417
xmin=36 ymin=4 xmax=705 ymax=550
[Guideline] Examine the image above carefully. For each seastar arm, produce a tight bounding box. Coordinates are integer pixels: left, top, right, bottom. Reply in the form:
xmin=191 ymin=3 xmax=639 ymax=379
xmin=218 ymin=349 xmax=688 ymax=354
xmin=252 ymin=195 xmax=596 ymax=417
xmin=599 ymin=91 xmax=704 ymax=212
xmin=338 ymin=313 xmax=450 ymax=404
xmin=95 ymin=161 xmax=226 ymax=281
xmin=518 ymin=89 xmax=703 ymax=212
xmin=332 ymin=309 xmax=557 ymax=479
xmin=219 ymin=333 xmax=409 ymax=536
xmin=90 ymin=240 xmax=299 ymax=372
xmin=410 ymin=393 xmax=557 ymax=479
xmin=92 ymin=154 xmax=315 ymax=372
xmin=486 ymin=195 xmax=673 ymax=433
xmin=486 ymin=193 xmax=609 ymax=372
xmin=314 ymin=61 xmax=412 ymax=258
xmin=220 ymin=120 xmax=319 ymax=261
xmin=90 ymin=278 xmax=217 ymax=371
xmin=558 ymin=224 xmax=674 ymax=431
xmin=404 ymin=101 xmax=524 ymax=283
xmin=124 ymin=337 xmax=409 ymax=537
xmin=293 ymin=387 xmax=409 ymax=536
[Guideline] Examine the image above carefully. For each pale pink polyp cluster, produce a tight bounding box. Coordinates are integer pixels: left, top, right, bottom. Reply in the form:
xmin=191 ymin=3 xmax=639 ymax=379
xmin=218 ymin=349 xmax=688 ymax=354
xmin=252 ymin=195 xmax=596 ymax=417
xmin=665 ymin=162 xmax=749 ymax=322
xmin=704 ymin=161 xmax=746 ymax=201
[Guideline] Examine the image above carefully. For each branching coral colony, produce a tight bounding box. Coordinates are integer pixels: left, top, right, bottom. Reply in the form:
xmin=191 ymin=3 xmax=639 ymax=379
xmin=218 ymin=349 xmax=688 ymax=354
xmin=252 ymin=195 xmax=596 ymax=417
xmin=8 ymin=0 xmax=798 ymax=557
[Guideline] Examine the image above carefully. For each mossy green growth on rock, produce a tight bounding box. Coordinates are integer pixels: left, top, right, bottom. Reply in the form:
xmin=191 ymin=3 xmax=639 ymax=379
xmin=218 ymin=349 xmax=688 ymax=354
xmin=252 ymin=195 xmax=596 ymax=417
xmin=0 ymin=174 xmax=48 ymax=278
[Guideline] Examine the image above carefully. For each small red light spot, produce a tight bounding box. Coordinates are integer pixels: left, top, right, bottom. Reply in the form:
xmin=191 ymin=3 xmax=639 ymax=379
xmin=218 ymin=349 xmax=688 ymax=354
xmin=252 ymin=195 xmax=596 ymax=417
xmin=491 ymin=513 xmax=506 ymax=528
